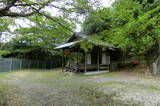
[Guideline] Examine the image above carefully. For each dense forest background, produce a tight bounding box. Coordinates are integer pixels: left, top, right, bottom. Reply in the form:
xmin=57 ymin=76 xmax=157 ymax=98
xmin=0 ymin=0 xmax=160 ymax=64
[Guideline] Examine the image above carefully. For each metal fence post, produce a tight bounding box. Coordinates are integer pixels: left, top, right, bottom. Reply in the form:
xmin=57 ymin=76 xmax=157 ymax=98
xmin=44 ymin=61 xmax=46 ymax=69
xmin=38 ymin=60 xmax=40 ymax=69
xmin=20 ymin=59 xmax=22 ymax=70
xmin=29 ymin=60 xmax=31 ymax=69
xmin=10 ymin=58 xmax=12 ymax=71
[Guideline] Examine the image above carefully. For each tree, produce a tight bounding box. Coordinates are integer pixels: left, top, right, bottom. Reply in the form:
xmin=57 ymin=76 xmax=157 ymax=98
xmin=0 ymin=0 xmax=51 ymax=17
xmin=13 ymin=15 xmax=73 ymax=48
xmin=0 ymin=0 xmax=102 ymax=59
xmin=0 ymin=0 xmax=90 ymax=56
xmin=1 ymin=14 xmax=73 ymax=59
xmin=82 ymin=8 xmax=112 ymax=35
xmin=0 ymin=0 xmax=101 ymax=17
xmin=82 ymin=0 xmax=160 ymax=59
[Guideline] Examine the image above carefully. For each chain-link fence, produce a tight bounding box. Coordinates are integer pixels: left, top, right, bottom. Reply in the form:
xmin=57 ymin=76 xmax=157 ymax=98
xmin=0 ymin=58 xmax=61 ymax=72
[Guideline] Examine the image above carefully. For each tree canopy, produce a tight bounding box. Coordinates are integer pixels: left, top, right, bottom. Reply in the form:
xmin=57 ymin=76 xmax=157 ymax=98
xmin=0 ymin=0 xmax=160 ymax=61
xmin=0 ymin=0 xmax=101 ymax=59
xmin=82 ymin=0 xmax=160 ymax=59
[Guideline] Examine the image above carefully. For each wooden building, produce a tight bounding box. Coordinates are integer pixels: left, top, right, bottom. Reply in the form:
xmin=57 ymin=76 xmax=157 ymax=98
xmin=54 ymin=33 xmax=117 ymax=74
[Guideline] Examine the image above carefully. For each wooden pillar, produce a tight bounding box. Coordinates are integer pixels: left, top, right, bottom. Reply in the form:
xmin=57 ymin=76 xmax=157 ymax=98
xmin=62 ymin=49 xmax=65 ymax=72
xmin=97 ymin=47 xmax=100 ymax=71
xmin=77 ymin=50 xmax=79 ymax=72
xmin=84 ymin=52 xmax=87 ymax=73
xmin=77 ymin=51 xmax=79 ymax=64
xmin=153 ymin=62 xmax=157 ymax=75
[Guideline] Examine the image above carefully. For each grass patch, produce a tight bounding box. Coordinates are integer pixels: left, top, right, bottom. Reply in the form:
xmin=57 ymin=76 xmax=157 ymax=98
xmin=0 ymin=84 xmax=24 ymax=106
xmin=26 ymin=71 xmax=95 ymax=88
xmin=0 ymin=72 xmax=12 ymax=80
xmin=0 ymin=85 xmax=11 ymax=106
xmin=75 ymin=85 xmax=140 ymax=106
xmin=77 ymin=86 xmax=117 ymax=106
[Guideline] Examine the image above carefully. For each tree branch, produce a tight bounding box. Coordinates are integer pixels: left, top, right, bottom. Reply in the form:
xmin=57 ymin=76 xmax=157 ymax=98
xmin=0 ymin=0 xmax=18 ymax=12
xmin=0 ymin=0 xmax=54 ymax=17
xmin=38 ymin=11 xmax=74 ymax=33
xmin=0 ymin=0 xmax=75 ymax=33
xmin=0 ymin=11 xmax=36 ymax=17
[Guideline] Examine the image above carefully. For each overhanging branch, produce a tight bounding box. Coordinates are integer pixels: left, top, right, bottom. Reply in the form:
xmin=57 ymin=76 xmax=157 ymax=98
xmin=38 ymin=12 xmax=74 ymax=33
xmin=0 ymin=0 xmax=75 ymax=33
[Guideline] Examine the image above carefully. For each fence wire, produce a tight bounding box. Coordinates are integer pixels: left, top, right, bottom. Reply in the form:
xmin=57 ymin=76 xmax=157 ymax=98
xmin=0 ymin=58 xmax=61 ymax=72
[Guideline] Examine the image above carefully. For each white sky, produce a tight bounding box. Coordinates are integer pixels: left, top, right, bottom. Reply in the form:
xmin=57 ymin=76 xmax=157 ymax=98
xmin=102 ymin=0 xmax=116 ymax=7
xmin=9 ymin=18 xmax=36 ymax=32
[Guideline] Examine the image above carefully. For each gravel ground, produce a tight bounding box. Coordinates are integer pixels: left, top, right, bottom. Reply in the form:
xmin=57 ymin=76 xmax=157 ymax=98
xmin=95 ymin=83 xmax=160 ymax=106
xmin=88 ymin=72 xmax=160 ymax=106
xmin=1 ymin=70 xmax=160 ymax=106
xmin=89 ymin=77 xmax=160 ymax=87
xmin=0 ymin=71 xmax=101 ymax=106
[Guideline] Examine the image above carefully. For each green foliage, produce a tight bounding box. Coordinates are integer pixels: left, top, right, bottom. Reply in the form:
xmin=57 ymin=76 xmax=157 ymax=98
xmin=73 ymin=0 xmax=91 ymax=14
xmin=83 ymin=8 xmax=112 ymax=35
xmin=0 ymin=0 xmax=102 ymax=60
xmin=0 ymin=50 xmax=11 ymax=57
xmin=80 ymin=40 xmax=94 ymax=52
xmin=14 ymin=15 xmax=73 ymax=48
xmin=1 ymin=14 xmax=73 ymax=59
xmin=82 ymin=0 xmax=160 ymax=59
xmin=1 ymin=0 xmax=160 ymax=61
xmin=72 ymin=0 xmax=101 ymax=15
xmin=0 ymin=18 xmax=12 ymax=32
